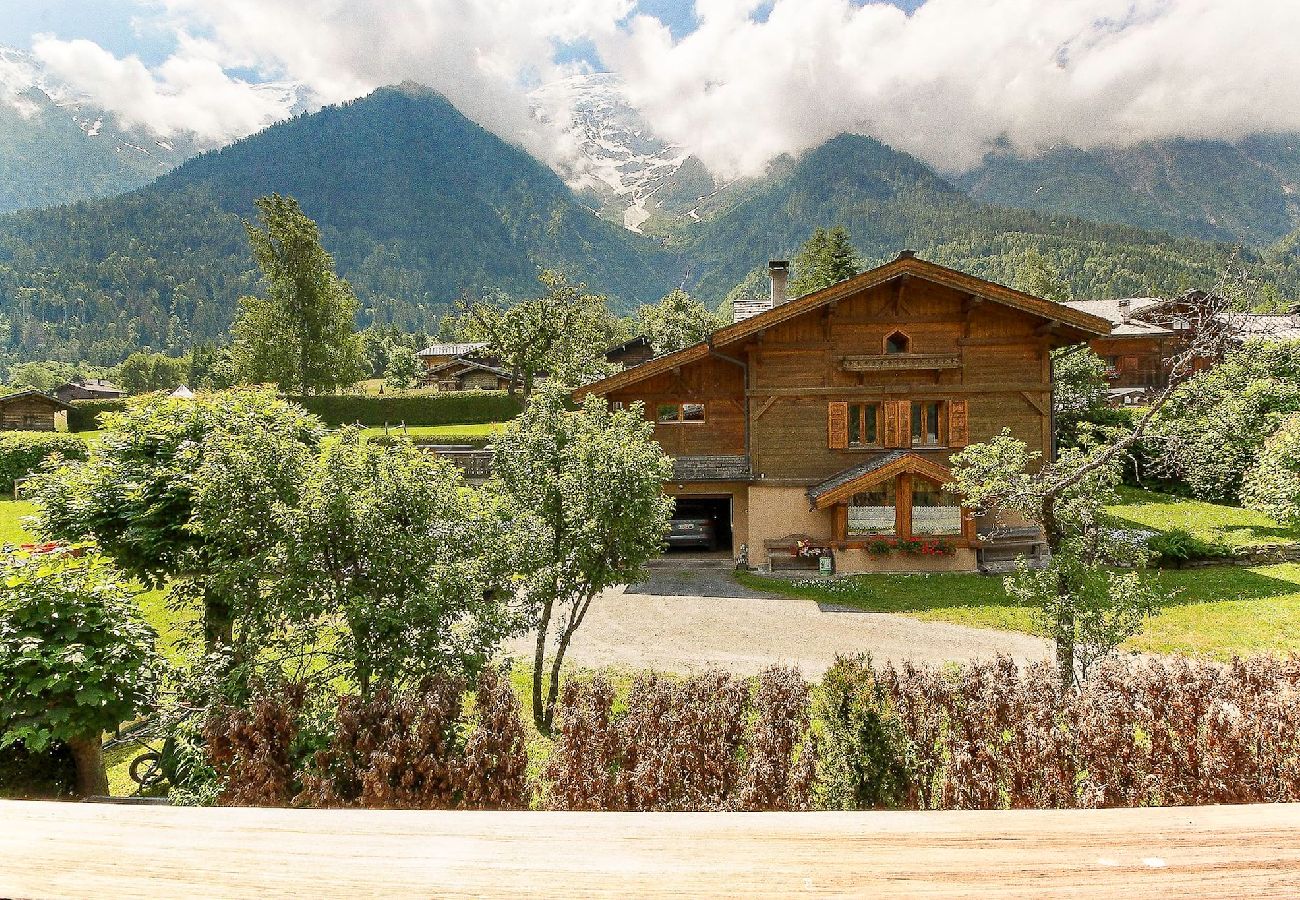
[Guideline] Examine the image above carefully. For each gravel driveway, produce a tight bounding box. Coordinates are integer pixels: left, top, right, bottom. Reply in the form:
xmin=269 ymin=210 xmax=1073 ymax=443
xmin=505 ymin=569 xmax=1051 ymax=679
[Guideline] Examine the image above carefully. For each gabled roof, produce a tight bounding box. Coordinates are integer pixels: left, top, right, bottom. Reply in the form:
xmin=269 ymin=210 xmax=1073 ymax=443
xmin=427 ymin=357 xmax=510 ymax=378
xmin=417 ymin=342 xmax=487 ymax=358
xmin=605 ymin=335 xmax=652 ymax=355
xmin=0 ymin=389 xmax=71 ymax=410
xmin=577 ymin=254 xmax=1112 ymax=398
xmin=808 ymin=451 xmax=954 ymax=509
xmin=55 ymin=377 xmax=124 ymax=394
xmin=1060 ymin=298 xmax=1176 ymax=336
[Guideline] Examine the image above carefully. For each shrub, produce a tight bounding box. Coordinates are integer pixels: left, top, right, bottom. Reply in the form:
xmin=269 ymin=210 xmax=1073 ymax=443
xmin=289 ymin=390 xmax=522 ymax=428
xmin=0 ymin=431 xmax=87 ymax=496
xmin=542 ymin=667 xmax=814 ymax=811
xmin=1146 ymin=528 xmax=1230 ymax=563
xmin=812 ymin=656 xmax=912 ymax=810
xmin=67 ymin=398 xmax=129 ymax=432
xmin=0 ymin=549 xmax=161 ymax=796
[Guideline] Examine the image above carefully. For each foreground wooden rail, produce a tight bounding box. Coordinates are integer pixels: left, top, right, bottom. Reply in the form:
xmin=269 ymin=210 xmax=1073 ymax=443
xmin=2 ymin=800 xmax=1299 ymax=898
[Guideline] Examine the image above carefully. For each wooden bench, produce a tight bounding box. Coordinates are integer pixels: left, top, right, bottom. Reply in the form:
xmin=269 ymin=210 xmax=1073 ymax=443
xmin=763 ymin=534 xmax=824 ymax=571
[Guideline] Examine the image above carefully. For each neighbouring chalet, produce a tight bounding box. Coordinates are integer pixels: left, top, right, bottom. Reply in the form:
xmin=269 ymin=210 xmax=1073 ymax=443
xmin=424 ymin=357 xmax=514 ymax=392
xmin=417 ymin=342 xmax=489 ymax=373
xmin=606 ymin=335 xmax=657 ymax=370
xmin=1063 ymin=292 xmax=1300 ymax=403
xmin=53 ymin=377 xmax=125 ymax=403
xmin=0 ymin=389 xmax=71 ymax=431
xmin=575 ymin=253 xmax=1111 ymax=575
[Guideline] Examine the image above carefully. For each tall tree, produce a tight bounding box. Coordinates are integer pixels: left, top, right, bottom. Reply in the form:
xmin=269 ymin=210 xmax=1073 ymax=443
xmin=488 ymin=388 xmax=673 ymax=733
xmin=231 ymin=194 xmax=366 ymax=395
xmin=790 ymin=226 xmax=861 ymax=297
xmin=1014 ymin=248 xmax=1071 ymax=302
xmin=635 ymin=289 xmax=724 ymax=355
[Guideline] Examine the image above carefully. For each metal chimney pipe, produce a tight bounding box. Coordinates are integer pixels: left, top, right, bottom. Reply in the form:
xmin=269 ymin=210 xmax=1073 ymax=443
xmin=769 ymin=260 xmax=789 ymax=306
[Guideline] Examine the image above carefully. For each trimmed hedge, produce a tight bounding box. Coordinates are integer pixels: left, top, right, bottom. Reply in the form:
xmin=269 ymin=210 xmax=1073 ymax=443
xmin=69 ymin=390 xmax=523 ymax=433
xmin=0 ymin=431 xmax=88 ymax=494
xmin=288 ymin=391 xmax=522 ymax=428
xmin=67 ymin=398 xmax=129 ymax=432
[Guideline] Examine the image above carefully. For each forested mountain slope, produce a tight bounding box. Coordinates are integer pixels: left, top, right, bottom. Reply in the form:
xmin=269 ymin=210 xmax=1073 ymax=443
xmin=675 ymin=134 xmax=1300 ymax=304
xmin=0 ymin=83 xmax=677 ymax=361
xmin=958 ymin=135 xmax=1300 ymax=246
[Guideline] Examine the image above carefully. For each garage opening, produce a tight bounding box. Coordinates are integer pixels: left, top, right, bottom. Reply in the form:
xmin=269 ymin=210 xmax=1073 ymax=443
xmin=666 ymin=495 xmax=733 ymax=555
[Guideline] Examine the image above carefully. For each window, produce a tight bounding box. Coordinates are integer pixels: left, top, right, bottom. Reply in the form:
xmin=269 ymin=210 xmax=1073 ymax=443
xmin=847 ymin=403 xmax=881 ymax=447
xmin=657 ymin=402 xmax=706 ymax=424
xmin=885 ymin=331 xmax=910 ymax=354
xmin=911 ymin=400 xmax=945 ymax=446
xmin=848 ymin=481 xmax=896 ymax=536
xmin=911 ymin=477 xmax=962 ymax=536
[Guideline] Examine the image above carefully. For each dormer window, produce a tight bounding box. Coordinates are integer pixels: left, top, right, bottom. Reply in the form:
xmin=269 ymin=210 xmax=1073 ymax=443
xmin=885 ymin=331 xmax=910 ymax=354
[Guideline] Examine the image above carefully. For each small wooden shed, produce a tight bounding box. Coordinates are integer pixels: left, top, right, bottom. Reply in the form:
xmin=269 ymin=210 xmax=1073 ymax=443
xmin=0 ymin=389 xmax=71 ymax=432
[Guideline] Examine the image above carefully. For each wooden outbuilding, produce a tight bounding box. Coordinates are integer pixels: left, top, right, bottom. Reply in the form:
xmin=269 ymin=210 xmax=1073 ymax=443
xmin=576 ymin=253 xmax=1111 ymax=574
xmin=0 ymin=389 xmax=71 ymax=431
xmin=53 ymin=377 xmax=125 ymax=403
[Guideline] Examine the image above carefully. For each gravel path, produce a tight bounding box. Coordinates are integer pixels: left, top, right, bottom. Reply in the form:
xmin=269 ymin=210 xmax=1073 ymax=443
xmin=505 ymin=569 xmax=1051 ymax=678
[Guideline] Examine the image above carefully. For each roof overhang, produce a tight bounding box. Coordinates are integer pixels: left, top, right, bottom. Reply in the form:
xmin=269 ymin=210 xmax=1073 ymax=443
xmin=576 ymin=255 xmax=1113 ymax=399
xmin=808 ymin=452 xmax=954 ymax=510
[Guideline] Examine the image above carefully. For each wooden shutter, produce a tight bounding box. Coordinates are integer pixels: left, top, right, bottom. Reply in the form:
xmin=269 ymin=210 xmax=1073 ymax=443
xmin=883 ymin=400 xmax=904 ymax=448
xmin=898 ymin=400 xmax=911 ymax=447
xmin=827 ymin=401 xmax=849 ymax=449
xmin=948 ymin=399 xmax=969 ymax=448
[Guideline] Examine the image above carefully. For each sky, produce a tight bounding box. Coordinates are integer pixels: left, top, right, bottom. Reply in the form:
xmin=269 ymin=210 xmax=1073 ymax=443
xmin=2 ymin=0 xmax=1297 ymax=177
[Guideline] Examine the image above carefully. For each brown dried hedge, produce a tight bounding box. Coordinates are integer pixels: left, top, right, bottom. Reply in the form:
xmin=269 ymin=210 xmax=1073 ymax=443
xmin=200 ymin=655 xmax=1300 ymax=811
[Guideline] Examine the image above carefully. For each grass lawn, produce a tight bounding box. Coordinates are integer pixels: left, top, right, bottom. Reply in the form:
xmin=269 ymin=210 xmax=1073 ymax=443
xmin=359 ymin=422 xmax=504 ymax=442
xmin=1105 ymin=485 xmax=1300 ymax=549
xmin=738 ymin=562 xmax=1300 ymax=660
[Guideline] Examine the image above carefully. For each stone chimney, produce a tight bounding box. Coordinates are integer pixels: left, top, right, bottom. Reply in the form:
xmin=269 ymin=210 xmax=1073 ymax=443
xmin=1117 ymin=297 xmax=1131 ymax=322
xmin=769 ymin=260 xmax=789 ymax=306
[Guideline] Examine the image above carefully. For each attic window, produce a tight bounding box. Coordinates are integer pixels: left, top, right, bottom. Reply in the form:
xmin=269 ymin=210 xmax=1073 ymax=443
xmin=885 ymin=331 xmax=910 ymax=354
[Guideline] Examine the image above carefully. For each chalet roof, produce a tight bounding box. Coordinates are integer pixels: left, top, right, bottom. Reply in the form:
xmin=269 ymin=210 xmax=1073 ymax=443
xmin=427 ymin=357 xmax=510 ymax=378
xmin=577 ymin=254 xmax=1113 ymax=398
xmin=807 ymin=451 xmax=954 ymax=510
xmin=417 ymin=342 xmax=488 ymax=358
xmin=1234 ymin=315 xmax=1300 ymax=342
xmin=606 ymin=335 xmax=652 ymax=355
xmin=55 ymin=377 xmax=124 ymax=395
xmin=0 ymin=389 xmax=71 ymax=410
xmin=1060 ymin=299 xmax=1175 ymax=336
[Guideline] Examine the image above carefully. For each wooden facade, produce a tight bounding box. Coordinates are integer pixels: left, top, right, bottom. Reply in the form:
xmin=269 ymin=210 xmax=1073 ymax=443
xmin=0 ymin=390 xmax=70 ymax=432
xmin=579 ymin=254 xmax=1110 ymax=573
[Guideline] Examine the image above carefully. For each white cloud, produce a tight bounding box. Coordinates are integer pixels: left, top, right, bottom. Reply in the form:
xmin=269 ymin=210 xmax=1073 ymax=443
xmin=21 ymin=0 xmax=1300 ymax=176
xmin=31 ymin=35 xmax=297 ymax=143
xmin=597 ymin=0 xmax=1300 ymax=177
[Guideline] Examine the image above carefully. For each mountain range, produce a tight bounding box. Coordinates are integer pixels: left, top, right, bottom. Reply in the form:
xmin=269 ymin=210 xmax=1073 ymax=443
xmin=1 ymin=66 xmax=1300 ymax=363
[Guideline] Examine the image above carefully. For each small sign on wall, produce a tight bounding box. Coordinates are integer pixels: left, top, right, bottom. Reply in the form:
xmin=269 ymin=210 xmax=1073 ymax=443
xmin=819 ymin=554 xmax=833 ymax=575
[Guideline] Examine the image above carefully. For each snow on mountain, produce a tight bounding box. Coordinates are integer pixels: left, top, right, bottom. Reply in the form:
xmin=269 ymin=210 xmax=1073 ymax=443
xmin=532 ymin=72 xmax=721 ymax=232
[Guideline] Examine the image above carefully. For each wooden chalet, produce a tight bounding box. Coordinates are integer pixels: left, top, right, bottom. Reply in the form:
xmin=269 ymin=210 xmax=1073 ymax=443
xmin=0 ymin=389 xmax=70 ymax=432
xmin=606 ymin=335 xmax=657 ymax=370
xmin=53 ymin=377 xmax=125 ymax=403
xmin=416 ymin=342 xmax=489 ymax=374
xmin=576 ymin=253 xmax=1111 ymax=574
xmin=424 ymin=357 xmax=513 ymax=392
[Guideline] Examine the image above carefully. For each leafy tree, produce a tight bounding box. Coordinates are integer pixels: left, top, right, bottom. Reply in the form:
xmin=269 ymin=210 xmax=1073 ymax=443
xmin=0 ymin=550 xmax=160 ymax=796
xmin=1052 ymin=347 xmax=1115 ymax=449
xmin=31 ymin=390 xmax=324 ymax=654
xmin=1241 ymin=414 xmax=1300 ymax=523
xmin=462 ymin=270 xmax=620 ymax=397
xmin=635 ymin=289 xmax=724 ymax=355
xmin=230 ymin=194 xmax=366 ymax=395
xmin=189 ymin=344 xmax=240 ymax=391
xmin=1014 ymin=248 xmax=1071 ymax=302
xmin=1150 ymin=340 xmax=1300 ymax=502
xmin=487 ymin=388 xmax=674 ymax=733
xmin=383 ymin=345 xmax=420 ymax=392
xmin=949 ymin=432 xmax=1156 ymax=686
xmin=4 ymin=360 xmax=85 ymax=392
xmin=277 ymin=430 xmax=517 ymax=694
xmin=115 ymin=351 xmax=188 ymax=395
xmin=789 ymin=226 xmax=861 ymax=297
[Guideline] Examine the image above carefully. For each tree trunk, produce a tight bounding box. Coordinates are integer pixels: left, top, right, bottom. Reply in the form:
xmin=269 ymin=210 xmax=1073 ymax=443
xmin=67 ymin=734 xmax=109 ymax=797
xmin=532 ymin=599 xmax=554 ymax=733
xmin=204 ymin=587 xmax=235 ymax=656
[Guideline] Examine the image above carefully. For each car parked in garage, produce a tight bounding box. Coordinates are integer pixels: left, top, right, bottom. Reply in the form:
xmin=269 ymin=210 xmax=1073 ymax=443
xmin=666 ymin=516 xmax=718 ymax=550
